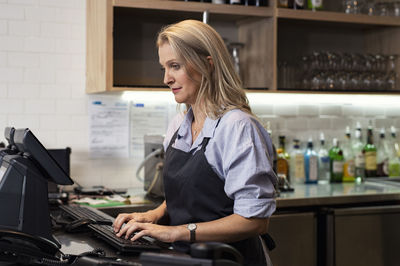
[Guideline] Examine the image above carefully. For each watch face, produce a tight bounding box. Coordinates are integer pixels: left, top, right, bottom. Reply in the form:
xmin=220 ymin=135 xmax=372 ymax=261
xmin=188 ymin=223 xmax=197 ymax=230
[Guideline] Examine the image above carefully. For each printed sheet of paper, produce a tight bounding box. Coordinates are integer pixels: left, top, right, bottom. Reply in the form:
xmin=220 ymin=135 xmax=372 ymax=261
xmin=130 ymin=102 xmax=168 ymax=157
xmin=89 ymin=96 xmax=130 ymax=158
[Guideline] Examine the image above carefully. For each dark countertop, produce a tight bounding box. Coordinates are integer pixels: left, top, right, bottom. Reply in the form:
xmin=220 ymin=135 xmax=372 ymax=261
xmin=277 ymin=180 xmax=400 ymax=208
xmin=98 ymin=180 xmax=400 ymax=217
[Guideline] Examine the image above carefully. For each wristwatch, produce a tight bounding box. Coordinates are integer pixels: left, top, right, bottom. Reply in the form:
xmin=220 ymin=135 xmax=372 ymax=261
xmin=187 ymin=223 xmax=197 ymax=243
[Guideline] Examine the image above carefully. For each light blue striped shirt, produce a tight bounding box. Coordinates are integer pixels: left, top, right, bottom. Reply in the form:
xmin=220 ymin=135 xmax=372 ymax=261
xmin=163 ymin=108 xmax=277 ymax=218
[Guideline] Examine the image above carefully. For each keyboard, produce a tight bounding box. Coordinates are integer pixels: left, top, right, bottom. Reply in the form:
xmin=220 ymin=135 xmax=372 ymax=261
xmin=60 ymin=204 xmax=162 ymax=254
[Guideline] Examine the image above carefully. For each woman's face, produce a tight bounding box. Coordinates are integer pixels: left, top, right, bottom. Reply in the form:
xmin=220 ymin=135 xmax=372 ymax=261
xmin=158 ymin=43 xmax=200 ymax=105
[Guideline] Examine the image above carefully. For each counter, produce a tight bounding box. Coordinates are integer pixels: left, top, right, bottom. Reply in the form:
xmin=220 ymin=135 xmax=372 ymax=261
xmin=95 ymin=181 xmax=400 ymax=266
xmin=277 ymin=180 xmax=400 ymax=209
xmin=98 ymin=180 xmax=400 ymax=216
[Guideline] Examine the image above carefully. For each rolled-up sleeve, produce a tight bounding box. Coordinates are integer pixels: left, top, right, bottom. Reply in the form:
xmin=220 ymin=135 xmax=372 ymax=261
xmin=212 ymin=114 xmax=277 ymax=218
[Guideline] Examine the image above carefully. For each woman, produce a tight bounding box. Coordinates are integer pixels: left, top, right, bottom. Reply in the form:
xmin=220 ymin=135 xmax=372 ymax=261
xmin=113 ymin=19 xmax=277 ymax=266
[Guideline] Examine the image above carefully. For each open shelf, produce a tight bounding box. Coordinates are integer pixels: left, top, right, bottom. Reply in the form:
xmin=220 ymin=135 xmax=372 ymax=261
xmin=277 ymin=8 xmax=400 ymax=27
xmin=115 ymin=0 xmax=273 ymax=19
xmin=86 ymin=0 xmax=400 ymax=95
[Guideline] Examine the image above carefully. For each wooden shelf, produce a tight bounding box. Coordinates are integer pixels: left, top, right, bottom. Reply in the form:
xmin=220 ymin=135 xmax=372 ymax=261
xmin=115 ymin=0 xmax=273 ymax=19
xmin=86 ymin=0 xmax=400 ymax=94
xmin=277 ymin=8 xmax=400 ymax=27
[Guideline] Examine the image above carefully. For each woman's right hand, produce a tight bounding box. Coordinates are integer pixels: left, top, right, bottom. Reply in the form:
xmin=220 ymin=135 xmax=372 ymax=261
xmin=113 ymin=210 xmax=158 ymax=233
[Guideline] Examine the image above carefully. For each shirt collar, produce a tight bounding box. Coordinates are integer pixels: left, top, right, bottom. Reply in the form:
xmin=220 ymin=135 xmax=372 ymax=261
xmin=177 ymin=107 xmax=220 ymax=140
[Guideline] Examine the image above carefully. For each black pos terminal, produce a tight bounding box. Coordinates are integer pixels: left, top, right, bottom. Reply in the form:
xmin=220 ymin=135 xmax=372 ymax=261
xmin=0 ymin=127 xmax=74 ymax=264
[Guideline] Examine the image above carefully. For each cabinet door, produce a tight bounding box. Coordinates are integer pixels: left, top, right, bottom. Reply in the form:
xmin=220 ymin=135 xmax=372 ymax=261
xmin=332 ymin=205 xmax=400 ymax=266
xmin=268 ymin=212 xmax=317 ymax=266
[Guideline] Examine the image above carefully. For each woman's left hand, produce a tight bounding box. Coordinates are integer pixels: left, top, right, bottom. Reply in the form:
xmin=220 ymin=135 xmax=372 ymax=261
xmin=115 ymin=220 xmax=184 ymax=243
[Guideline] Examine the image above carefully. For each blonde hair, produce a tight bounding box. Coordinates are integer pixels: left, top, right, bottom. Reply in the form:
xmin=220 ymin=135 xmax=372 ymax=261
xmin=157 ymin=19 xmax=252 ymax=119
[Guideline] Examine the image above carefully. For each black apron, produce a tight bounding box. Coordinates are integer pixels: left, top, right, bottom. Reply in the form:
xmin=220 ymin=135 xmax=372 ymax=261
xmin=163 ymin=130 xmax=267 ymax=266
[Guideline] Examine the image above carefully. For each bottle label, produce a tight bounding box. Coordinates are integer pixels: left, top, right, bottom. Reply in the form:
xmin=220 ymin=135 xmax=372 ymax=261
xmin=295 ymin=0 xmax=304 ymax=6
xmin=343 ymin=159 xmax=355 ymax=178
xmin=354 ymin=152 xmax=365 ymax=167
xmin=365 ymin=151 xmax=377 ymax=170
xmin=332 ymin=160 xmax=344 ymax=174
xmin=294 ymin=154 xmax=305 ymax=179
xmin=319 ymin=156 xmax=330 ymax=181
xmin=308 ymin=156 xmax=318 ymax=181
xmin=277 ymin=158 xmax=289 ymax=178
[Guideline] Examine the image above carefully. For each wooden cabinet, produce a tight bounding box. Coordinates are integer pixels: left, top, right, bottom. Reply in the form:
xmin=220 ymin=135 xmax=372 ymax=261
xmin=86 ymin=0 xmax=400 ymax=93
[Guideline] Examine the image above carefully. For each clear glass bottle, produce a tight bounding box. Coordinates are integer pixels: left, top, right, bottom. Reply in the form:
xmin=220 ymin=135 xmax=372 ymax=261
xmin=377 ymin=128 xmax=391 ymax=177
xmin=290 ymin=139 xmax=305 ymax=184
xmin=342 ymin=126 xmax=355 ymax=182
xmin=329 ymin=138 xmax=344 ymax=183
xmin=317 ymin=133 xmax=330 ymax=184
xmin=293 ymin=0 xmax=305 ymax=9
xmin=391 ymin=126 xmax=400 ymax=158
xmin=353 ymin=125 xmax=365 ymax=183
xmin=304 ymin=138 xmax=318 ymax=184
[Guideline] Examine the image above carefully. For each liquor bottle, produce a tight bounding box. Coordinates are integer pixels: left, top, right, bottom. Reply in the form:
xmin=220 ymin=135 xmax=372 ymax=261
xmin=391 ymin=126 xmax=400 ymax=158
xmin=276 ymin=136 xmax=290 ymax=182
xmin=264 ymin=121 xmax=278 ymax=174
xmin=307 ymin=0 xmax=322 ymax=10
xmin=364 ymin=125 xmax=377 ymax=177
xmin=389 ymin=152 xmax=400 ymax=177
xmin=329 ymin=138 xmax=344 ymax=183
xmin=290 ymin=139 xmax=305 ymax=184
xmin=304 ymin=138 xmax=318 ymax=184
xmin=377 ymin=128 xmax=390 ymax=177
xmin=342 ymin=126 xmax=355 ymax=182
xmin=317 ymin=133 xmax=330 ymax=184
xmin=278 ymin=0 xmax=289 ymax=8
xmin=353 ymin=125 xmax=365 ymax=183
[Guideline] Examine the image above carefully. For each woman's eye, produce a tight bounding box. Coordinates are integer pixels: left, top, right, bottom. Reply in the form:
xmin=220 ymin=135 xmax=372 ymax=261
xmin=171 ymin=63 xmax=180 ymax=70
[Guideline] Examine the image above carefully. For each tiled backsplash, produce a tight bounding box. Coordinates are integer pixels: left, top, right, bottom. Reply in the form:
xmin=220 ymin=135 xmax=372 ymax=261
xmin=0 ymin=1 xmax=399 ymax=189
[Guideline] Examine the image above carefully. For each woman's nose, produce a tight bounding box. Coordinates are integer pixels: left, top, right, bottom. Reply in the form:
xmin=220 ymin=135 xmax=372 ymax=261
xmin=163 ymin=70 xmax=173 ymax=86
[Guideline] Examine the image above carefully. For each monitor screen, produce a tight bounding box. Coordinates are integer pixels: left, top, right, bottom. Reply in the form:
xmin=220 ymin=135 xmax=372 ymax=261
xmin=13 ymin=128 xmax=74 ymax=186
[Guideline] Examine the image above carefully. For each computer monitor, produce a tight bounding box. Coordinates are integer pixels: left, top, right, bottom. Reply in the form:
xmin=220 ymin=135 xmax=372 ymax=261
xmin=13 ymin=128 xmax=73 ymax=186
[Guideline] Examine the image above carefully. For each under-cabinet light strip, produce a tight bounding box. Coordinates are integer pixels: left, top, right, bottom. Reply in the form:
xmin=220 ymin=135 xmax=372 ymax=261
xmin=122 ymin=91 xmax=400 ymax=107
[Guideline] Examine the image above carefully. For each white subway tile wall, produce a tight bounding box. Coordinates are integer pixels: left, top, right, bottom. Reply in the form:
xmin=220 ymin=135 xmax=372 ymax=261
xmin=0 ymin=2 xmax=399 ymax=189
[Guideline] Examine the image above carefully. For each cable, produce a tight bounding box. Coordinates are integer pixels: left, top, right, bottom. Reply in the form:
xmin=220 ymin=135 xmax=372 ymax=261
xmin=146 ymin=161 xmax=164 ymax=198
xmin=135 ymin=148 xmax=163 ymax=182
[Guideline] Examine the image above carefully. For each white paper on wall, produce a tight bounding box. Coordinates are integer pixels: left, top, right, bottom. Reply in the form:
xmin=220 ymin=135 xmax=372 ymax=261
xmin=130 ymin=102 xmax=168 ymax=158
xmin=89 ymin=96 xmax=130 ymax=158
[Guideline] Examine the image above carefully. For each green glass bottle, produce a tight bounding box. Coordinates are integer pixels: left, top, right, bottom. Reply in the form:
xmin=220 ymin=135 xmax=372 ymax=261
xmin=364 ymin=125 xmax=377 ymax=177
xmin=329 ymin=138 xmax=344 ymax=183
